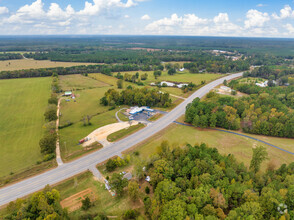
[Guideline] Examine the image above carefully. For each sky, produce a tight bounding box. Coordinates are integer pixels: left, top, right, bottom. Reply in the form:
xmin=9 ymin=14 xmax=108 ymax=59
xmin=0 ymin=0 xmax=294 ymax=37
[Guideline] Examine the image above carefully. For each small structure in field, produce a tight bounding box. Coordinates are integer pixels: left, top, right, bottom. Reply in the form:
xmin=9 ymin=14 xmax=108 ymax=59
xmin=179 ymin=68 xmax=185 ymax=72
xmin=220 ymin=86 xmax=232 ymax=93
xmin=123 ymin=172 xmax=133 ymax=181
xmin=64 ymin=91 xmax=72 ymax=96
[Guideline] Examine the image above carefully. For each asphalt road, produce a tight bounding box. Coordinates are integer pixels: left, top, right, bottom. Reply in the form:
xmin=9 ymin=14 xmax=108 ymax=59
xmin=0 ymin=72 xmax=243 ymax=206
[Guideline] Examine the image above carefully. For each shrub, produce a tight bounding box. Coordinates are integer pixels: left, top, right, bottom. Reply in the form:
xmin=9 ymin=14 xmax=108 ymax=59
xmin=82 ymin=197 xmax=92 ymax=210
xmin=145 ymin=186 xmax=150 ymax=194
xmin=106 ymin=159 xmax=117 ymax=172
xmin=122 ymin=209 xmax=139 ymax=220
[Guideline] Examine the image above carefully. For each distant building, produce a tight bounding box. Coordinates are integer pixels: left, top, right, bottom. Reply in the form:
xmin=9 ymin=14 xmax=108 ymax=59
xmin=160 ymin=81 xmax=175 ymax=87
xmin=256 ymin=80 xmax=268 ymax=87
xmin=179 ymin=68 xmax=185 ymax=72
xmin=177 ymin=83 xmax=188 ymax=88
xmin=64 ymin=91 xmax=72 ymax=96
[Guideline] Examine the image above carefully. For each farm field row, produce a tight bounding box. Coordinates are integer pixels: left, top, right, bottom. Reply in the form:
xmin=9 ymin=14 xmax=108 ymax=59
xmin=0 ymin=77 xmax=51 ymax=177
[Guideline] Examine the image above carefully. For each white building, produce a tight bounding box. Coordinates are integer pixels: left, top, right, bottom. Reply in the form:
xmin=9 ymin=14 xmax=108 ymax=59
xmin=179 ymin=68 xmax=185 ymax=72
xmin=160 ymin=81 xmax=175 ymax=87
xmin=177 ymin=83 xmax=188 ymax=88
xmin=129 ymin=106 xmax=154 ymax=115
xmin=256 ymin=80 xmax=268 ymax=87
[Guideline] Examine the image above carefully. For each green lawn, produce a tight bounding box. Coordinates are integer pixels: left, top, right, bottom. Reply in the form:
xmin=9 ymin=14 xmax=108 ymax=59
xmin=132 ymin=124 xmax=294 ymax=169
xmin=107 ymin=124 xmax=145 ymax=142
xmin=0 ymin=77 xmax=51 ymax=177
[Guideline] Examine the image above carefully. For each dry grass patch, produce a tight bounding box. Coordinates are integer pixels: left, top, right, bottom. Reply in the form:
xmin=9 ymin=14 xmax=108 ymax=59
xmin=0 ymin=59 xmax=97 ymax=71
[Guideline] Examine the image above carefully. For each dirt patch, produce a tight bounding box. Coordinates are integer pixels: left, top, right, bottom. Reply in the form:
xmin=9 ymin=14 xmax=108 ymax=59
xmin=60 ymin=188 xmax=96 ymax=212
xmin=83 ymin=121 xmax=138 ymax=147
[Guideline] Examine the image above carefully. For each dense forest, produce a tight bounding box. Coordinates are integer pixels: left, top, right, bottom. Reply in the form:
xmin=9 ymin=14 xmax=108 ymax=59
xmin=100 ymin=87 xmax=172 ymax=107
xmin=185 ymin=93 xmax=294 ymax=138
xmin=1 ymin=36 xmax=294 ymax=57
xmin=143 ymin=142 xmax=294 ymax=219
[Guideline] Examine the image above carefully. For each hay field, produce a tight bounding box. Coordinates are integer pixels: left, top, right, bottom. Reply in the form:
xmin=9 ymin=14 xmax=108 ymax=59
xmin=0 ymin=59 xmax=98 ymax=71
xmin=0 ymin=77 xmax=51 ymax=177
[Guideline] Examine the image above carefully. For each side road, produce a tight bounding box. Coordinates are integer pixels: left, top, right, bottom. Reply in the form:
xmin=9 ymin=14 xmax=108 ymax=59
xmin=0 ymin=72 xmax=243 ymax=206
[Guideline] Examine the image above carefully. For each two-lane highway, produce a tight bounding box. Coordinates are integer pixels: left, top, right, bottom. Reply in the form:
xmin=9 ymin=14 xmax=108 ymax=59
xmin=0 ymin=72 xmax=243 ymax=206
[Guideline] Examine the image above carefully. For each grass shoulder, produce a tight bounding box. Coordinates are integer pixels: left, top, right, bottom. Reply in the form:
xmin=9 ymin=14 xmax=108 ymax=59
xmin=107 ymin=123 xmax=145 ymax=142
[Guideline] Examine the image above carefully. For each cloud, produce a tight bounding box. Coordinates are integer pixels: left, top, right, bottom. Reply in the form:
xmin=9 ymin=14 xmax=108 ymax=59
xmin=0 ymin=6 xmax=8 ymax=15
xmin=78 ymin=0 xmax=137 ymax=16
xmin=141 ymin=14 xmax=150 ymax=20
xmin=257 ymin=4 xmax=267 ymax=7
xmin=146 ymin=13 xmax=208 ymax=32
xmin=47 ymin=3 xmax=75 ymax=20
xmin=213 ymin=13 xmax=229 ymax=23
xmin=272 ymin=5 xmax=294 ymax=19
xmin=145 ymin=13 xmax=241 ymax=36
xmin=244 ymin=9 xmax=270 ymax=28
xmin=285 ymin=23 xmax=294 ymax=33
xmin=124 ymin=15 xmax=130 ymax=18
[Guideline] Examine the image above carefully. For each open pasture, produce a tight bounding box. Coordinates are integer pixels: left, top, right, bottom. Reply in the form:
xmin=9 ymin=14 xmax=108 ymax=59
xmin=0 ymin=77 xmax=51 ymax=177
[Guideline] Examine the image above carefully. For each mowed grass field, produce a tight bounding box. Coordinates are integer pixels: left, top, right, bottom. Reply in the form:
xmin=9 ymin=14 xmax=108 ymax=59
xmin=0 ymin=59 xmax=98 ymax=71
xmin=59 ymin=74 xmax=109 ymax=91
xmin=0 ymin=77 xmax=51 ymax=177
xmin=133 ymin=124 xmax=294 ymax=169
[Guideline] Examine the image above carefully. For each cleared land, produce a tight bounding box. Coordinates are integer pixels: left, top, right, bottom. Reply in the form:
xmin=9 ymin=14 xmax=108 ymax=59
xmin=53 ymin=171 xmax=142 ymax=218
xmin=0 ymin=77 xmax=51 ymax=177
xmin=132 ymin=123 xmax=294 ymax=168
xmin=0 ymin=59 xmax=98 ymax=71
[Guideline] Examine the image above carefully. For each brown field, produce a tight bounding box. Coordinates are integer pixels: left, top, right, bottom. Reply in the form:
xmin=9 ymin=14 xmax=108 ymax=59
xmin=60 ymin=188 xmax=96 ymax=212
xmin=0 ymin=59 xmax=99 ymax=71
xmin=128 ymin=47 xmax=162 ymax=52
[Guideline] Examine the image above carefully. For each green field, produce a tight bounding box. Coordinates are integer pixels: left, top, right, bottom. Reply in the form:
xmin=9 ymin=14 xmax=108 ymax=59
xmin=0 ymin=77 xmax=51 ymax=177
xmin=131 ymin=124 xmax=294 ymax=169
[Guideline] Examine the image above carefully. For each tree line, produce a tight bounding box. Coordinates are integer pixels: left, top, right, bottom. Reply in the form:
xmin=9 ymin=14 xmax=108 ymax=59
xmin=0 ymin=53 xmax=22 ymax=61
xmin=39 ymin=74 xmax=59 ymax=162
xmin=185 ymin=93 xmax=294 ymax=138
xmin=100 ymin=87 xmax=172 ymax=108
